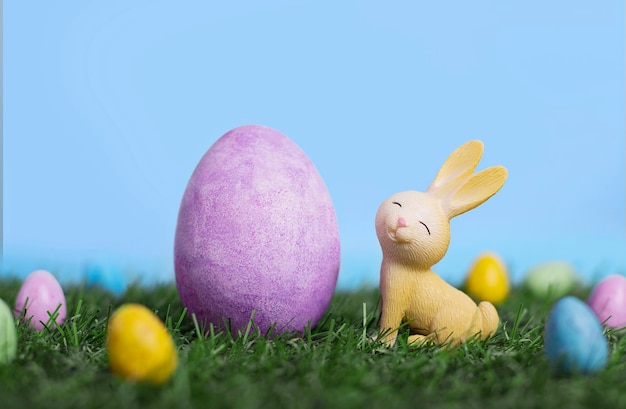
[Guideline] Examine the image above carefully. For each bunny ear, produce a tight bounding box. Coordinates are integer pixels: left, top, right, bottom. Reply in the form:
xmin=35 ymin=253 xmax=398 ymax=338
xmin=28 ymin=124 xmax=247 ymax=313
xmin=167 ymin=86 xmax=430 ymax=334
xmin=426 ymin=140 xmax=484 ymax=199
xmin=442 ymin=165 xmax=508 ymax=219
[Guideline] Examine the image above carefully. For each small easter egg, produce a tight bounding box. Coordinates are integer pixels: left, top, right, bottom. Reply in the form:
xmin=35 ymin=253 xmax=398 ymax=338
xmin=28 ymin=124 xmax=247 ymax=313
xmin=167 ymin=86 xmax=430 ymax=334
xmin=14 ymin=270 xmax=67 ymax=331
xmin=85 ymin=265 xmax=127 ymax=295
xmin=106 ymin=303 xmax=177 ymax=384
xmin=587 ymin=274 xmax=626 ymax=329
xmin=463 ymin=252 xmax=509 ymax=305
xmin=524 ymin=261 xmax=580 ymax=299
xmin=544 ymin=296 xmax=608 ymax=375
xmin=174 ymin=125 xmax=340 ymax=335
xmin=0 ymin=298 xmax=18 ymax=364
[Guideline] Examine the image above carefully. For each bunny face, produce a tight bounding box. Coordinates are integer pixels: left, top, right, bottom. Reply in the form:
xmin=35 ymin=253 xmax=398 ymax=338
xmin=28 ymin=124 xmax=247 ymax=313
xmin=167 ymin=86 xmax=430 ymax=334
xmin=375 ymin=190 xmax=450 ymax=268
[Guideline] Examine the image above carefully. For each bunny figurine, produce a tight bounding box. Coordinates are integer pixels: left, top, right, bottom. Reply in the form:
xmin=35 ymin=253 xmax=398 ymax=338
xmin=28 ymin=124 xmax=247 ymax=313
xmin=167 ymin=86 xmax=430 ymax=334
xmin=376 ymin=140 xmax=507 ymax=347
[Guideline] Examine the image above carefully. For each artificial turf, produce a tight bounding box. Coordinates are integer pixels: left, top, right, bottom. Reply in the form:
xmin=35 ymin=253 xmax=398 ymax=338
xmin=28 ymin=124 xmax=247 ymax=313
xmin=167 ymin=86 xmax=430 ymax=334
xmin=0 ymin=277 xmax=625 ymax=409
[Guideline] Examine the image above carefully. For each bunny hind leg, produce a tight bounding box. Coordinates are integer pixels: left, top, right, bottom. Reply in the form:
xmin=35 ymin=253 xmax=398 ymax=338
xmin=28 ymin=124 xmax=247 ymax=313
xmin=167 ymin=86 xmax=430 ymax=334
xmin=407 ymin=334 xmax=429 ymax=346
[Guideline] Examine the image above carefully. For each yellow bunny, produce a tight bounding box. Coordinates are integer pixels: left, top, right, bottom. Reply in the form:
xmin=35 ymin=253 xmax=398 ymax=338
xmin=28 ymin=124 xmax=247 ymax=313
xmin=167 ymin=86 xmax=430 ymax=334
xmin=375 ymin=140 xmax=507 ymax=347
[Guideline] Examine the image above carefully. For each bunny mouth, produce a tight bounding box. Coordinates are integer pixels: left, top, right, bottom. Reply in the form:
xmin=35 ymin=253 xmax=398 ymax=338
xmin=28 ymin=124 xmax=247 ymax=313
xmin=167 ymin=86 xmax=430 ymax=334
xmin=388 ymin=227 xmax=412 ymax=243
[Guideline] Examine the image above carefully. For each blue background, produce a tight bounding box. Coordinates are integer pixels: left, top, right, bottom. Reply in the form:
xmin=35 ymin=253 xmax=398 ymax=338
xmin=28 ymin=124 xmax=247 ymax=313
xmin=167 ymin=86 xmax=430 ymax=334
xmin=3 ymin=1 xmax=625 ymax=290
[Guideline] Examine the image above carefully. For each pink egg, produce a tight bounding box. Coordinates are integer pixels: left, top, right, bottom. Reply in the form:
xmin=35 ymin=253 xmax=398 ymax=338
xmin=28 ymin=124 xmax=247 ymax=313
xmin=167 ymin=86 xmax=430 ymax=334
xmin=587 ymin=274 xmax=626 ymax=329
xmin=14 ymin=270 xmax=67 ymax=331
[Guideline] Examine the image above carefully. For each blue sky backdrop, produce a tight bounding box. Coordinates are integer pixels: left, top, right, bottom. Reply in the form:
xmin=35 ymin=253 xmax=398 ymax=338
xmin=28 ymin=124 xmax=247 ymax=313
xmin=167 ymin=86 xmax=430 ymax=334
xmin=4 ymin=1 xmax=625 ymax=289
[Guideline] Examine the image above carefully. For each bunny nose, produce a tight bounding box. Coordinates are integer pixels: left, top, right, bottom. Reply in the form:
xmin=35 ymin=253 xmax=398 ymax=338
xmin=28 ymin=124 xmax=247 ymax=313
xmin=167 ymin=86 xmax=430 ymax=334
xmin=397 ymin=217 xmax=407 ymax=228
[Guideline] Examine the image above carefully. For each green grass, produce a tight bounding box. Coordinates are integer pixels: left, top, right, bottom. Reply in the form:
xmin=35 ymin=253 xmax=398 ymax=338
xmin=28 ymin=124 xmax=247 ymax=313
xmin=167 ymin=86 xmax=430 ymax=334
xmin=1 ymin=277 xmax=625 ymax=409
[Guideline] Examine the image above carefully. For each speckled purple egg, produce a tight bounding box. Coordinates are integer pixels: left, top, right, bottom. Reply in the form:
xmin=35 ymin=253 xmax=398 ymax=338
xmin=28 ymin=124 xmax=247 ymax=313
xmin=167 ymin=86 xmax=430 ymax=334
xmin=174 ymin=125 xmax=340 ymax=335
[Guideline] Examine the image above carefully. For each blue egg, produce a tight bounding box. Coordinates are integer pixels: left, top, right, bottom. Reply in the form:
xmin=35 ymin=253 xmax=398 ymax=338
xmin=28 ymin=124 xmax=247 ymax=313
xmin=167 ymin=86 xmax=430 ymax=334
xmin=544 ymin=296 xmax=608 ymax=374
xmin=85 ymin=265 xmax=127 ymax=295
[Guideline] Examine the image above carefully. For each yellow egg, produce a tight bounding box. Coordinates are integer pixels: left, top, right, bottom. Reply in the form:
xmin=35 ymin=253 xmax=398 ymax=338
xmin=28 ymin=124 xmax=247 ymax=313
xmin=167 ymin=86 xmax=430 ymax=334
xmin=106 ymin=303 xmax=177 ymax=384
xmin=464 ymin=252 xmax=509 ymax=305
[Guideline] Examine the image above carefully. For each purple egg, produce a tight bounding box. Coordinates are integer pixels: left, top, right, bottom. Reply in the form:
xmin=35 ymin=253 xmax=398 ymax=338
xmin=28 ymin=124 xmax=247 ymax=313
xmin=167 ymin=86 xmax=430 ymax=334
xmin=588 ymin=274 xmax=626 ymax=329
xmin=14 ymin=270 xmax=67 ymax=331
xmin=174 ymin=125 xmax=340 ymax=335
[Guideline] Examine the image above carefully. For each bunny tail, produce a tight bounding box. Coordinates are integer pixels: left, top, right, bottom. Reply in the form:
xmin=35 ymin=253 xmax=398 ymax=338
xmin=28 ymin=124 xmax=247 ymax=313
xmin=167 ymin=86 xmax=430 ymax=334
xmin=478 ymin=301 xmax=499 ymax=339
